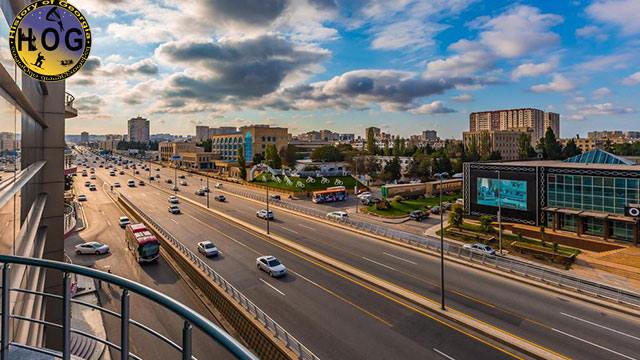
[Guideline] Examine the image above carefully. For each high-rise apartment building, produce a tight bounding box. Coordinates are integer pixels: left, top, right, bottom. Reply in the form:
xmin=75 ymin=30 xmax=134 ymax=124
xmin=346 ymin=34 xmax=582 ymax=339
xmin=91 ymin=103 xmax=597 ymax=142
xmin=422 ymin=130 xmax=438 ymax=142
xmin=195 ymin=125 xmax=210 ymax=142
xmin=80 ymin=131 xmax=89 ymax=144
xmin=128 ymin=116 xmax=150 ymax=143
xmin=463 ymin=129 xmax=532 ymax=160
xmin=469 ymin=108 xmax=560 ymax=144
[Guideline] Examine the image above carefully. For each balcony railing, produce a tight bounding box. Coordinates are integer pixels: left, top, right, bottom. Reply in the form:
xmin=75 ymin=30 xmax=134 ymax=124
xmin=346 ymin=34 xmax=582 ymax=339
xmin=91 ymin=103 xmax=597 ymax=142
xmin=0 ymin=255 xmax=257 ymax=360
xmin=64 ymin=92 xmax=77 ymax=119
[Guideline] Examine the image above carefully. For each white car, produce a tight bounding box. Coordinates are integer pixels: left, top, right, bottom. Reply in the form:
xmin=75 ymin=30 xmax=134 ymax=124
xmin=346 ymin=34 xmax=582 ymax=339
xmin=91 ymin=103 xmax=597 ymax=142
xmin=168 ymin=205 xmax=181 ymax=214
xmin=118 ymin=216 xmax=130 ymax=228
xmin=77 ymin=194 xmax=87 ymax=201
xmin=75 ymin=242 xmax=110 ymax=255
xmin=84 ymin=181 xmax=91 ymax=187
xmin=90 ymin=175 xmax=96 ymax=180
xmin=256 ymin=209 xmax=274 ymax=220
xmin=463 ymin=243 xmax=496 ymax=256
xmin=327 ymin=211 xmax=348 ymax=220
xmin=256 ymin=255 xmax=287 ymax=277
xmin=357 ymin=192 xmax=372 ymax=199
xmin=180 ymin=180 xmax=188 ymax=186
xmin=127 ymin=179 xmax=136 ymax=187
xmin=89 ymin=184 xmax=97 ymax=191
xmin=197 ymin=241 xmax=219 ymax=257
xmin=168 ymin=196 xmax=179 ymax=204
xmin=214 ymin=183 xmax=222 ymax=189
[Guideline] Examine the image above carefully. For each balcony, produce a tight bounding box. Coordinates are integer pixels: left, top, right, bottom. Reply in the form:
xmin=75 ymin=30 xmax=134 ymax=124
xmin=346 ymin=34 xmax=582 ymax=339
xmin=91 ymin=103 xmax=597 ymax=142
xmin=0 ymin=255 xmax=256 ymax=360
xmin=64 ymin=92 xmax=77 ymax=119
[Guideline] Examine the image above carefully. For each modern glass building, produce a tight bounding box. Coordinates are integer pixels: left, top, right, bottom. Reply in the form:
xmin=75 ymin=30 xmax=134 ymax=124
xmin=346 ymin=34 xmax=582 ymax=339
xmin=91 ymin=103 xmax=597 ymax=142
xmin=464 ymin=149 xmax=640 ymax=245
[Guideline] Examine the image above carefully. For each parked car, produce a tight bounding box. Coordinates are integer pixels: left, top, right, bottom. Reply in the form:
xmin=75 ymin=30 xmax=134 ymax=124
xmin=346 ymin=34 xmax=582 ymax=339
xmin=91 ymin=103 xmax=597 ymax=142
xmin=409 ymin=210 xmax=428 ymax=221
xmin=168 ymin=196 xmax=179 ymax=204
xmin=180 ymin=180 xmax=188 ymax=186
xmin=214 ymin=183 xmax=222 ymax=189
xmin=178 ymin=175 xmax=186 ymax=179
xmin=357 ymin=191 xmax=372 ymax=199
xmin=442 ymin=202 xmax=452 ymax=211
xmin=118 ymin=216 xmax=130 ymax=228
xmin=168 ymin=205 xmax=181 ymax=214
xmin=214 ymin=195 xmax=225 ymax=202
xmin=256 ymin=255 xmax=287 ymax=277
xmin=171 ymin=185 xmax=179 ymax=191
xmin=256 ymin=209 xmax=274 ymax=220
xmin=109 ymin=171 xmax=116 ymax=176
xmin=75 ymin=242 xmax=110 ymax=255
xmin=463 ymin=243 xmax=496 ymax=256
xmin=134 ymin=170 xmax=140 ymax=175
xmin=270 ymin=194 xmax=281 ymax=201
xmin=119 ymin=171 xmax=125 ymax=175
xmin=197 ymin=241 xmax=219 ymax=257
xmin=77 ymin=194 xmax=87 ymax=201
xmin=327 ymin=211 xmax=349 ymax=220
xmin=127 ymin=179 xmax=136 ymax=187
xmin=165 ymin=179 xmax=173 ymax=184
xmin=430 ymin=206 xmax=442 ymax=215
xmin=90 ymin=175 xmax=96 ymax=180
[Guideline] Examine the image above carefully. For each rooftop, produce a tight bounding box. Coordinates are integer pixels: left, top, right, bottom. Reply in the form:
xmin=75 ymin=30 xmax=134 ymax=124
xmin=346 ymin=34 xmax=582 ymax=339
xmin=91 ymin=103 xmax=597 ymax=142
xmin=479 ymin=160 xmax=640 ymax=171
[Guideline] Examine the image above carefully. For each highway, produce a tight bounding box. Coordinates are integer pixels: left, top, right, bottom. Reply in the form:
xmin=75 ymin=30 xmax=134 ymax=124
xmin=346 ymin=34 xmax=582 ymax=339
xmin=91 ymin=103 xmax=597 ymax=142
xmin=83 ymin=155 xmax=640 ymax=360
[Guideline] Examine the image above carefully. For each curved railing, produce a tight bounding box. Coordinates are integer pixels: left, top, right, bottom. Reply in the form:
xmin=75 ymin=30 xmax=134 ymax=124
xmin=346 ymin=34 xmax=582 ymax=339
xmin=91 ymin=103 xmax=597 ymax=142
xmin=0 ymin=255 xmax=257 ymax=360
xmin=64 ymin=92 xmax=75 ymax=107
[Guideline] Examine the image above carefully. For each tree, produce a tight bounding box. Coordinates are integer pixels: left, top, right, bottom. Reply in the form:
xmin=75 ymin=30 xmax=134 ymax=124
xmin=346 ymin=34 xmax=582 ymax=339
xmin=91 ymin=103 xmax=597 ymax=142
xmin=311 ymin=145 xmax=344 ymax=162
xmin=280 ymin=144 xmax=298 ymax=168
xmin=382 ymin=156 xmax=402 ymax=182
xmin=479 ymin=215 xmax=494 ymax=234
xmin=383 ymin=140 xmax=391 ymax=156
xmin=265 ymin=144 xmax=282 ymax=169
xmin=479 ymin=131 xmax=492 ymax=159
xmin=366 ymin=128 xmax=377 ymax=155
xmin=252 ymin=153 xmax=264 ymax=164
xmin=517 ymin=133 xmax=533 ymax=160
xmin=448 ymin=204 xmax=464 ymax=228
xmin=392 ymin=137 xmax=401 ymax=157
xmin=198 ymin=139 xmax=212 ymax=152
xmin=561 ymin=138 xmax=581 ymax=159
xmin=364 ymin=156 xmax=381 ymax=180
xmin=488 ymin=150 xmax=502 ymax=160
xmin=539 ymin=127 xmax=562 ymax=160
xmin=238 ymin=145 xmax=247 ymax=180
xmin=467 ymin=137 xmax=480 ymax=162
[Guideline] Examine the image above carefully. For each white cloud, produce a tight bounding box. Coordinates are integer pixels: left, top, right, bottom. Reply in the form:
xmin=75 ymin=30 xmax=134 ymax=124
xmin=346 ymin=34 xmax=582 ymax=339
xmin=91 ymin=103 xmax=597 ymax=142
xmin=622 ymin=71 xmax=640 ymax=85
xmin=511 ymin=58 xmax=558 ymax=80
xmin=567 ymin=102 xmax=636 ymax=120
xmin=371 ymin=19 xmax=445 ymax=50
xmin=592 ymin=87 xmax=612 ymax=98
xmin=452 ymin=93 xmax=474 ymax=103
xmin=409 ymin=101 xmax=455 ymax=115
xmin=576 ymin=53 xmax=632 ymax=72
xmin=530 ymin=74 xmax=575 ymax=93
xmin=575 ymin=25 xmax=608 ymax=41
xmin=423 ymin=51 xmax=493 ymax=79
xmin=586 ymin=0 xmax=640 ymax=35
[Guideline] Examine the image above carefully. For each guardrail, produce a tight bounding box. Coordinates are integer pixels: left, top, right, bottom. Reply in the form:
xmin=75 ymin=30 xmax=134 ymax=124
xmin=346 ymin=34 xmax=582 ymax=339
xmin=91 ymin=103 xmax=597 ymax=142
xmin=218 ymin=186 xmax=640 ymax=309
xmin=117 ymin=193 xmax=320 ymax=360
xmin=0 ymin=255 xmax=257 ymax=360
xmin=64 ymin=204 xmax=77 ymax=237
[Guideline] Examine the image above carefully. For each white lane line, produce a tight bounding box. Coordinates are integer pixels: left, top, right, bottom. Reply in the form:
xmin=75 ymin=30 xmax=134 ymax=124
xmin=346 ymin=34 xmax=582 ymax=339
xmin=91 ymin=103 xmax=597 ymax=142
xmin=433 ymin=348 xmax=456 ymax=360
xmin=106 ymin=220 xmax=112 ymax=226
xmin=362 ymin=256 xmax=397 ymax=271
xmin=293 ymin=271 xmax=322 ymax=288
xmin=259 ymin=279 xmax=285 ymax=296
xmin=383 ymin=252 xmax=417 ymax=265
xmin=169 ymin=218 xmax=177 ymax=223
xmin=298 ymin=224 xmax=315 ymax=231
xmin=551 ymin=328 xmax=637 ymax=360
xmin=560 ymin=312 xmax=640 ymax=341
xmin=282 ymin=227 xmax=299 ymax=235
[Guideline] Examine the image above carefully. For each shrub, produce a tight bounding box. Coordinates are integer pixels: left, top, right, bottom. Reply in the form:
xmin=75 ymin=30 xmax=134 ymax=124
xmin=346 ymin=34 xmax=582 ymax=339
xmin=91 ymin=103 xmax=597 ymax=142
xmin=376 ymin=199 xmax=390 ymax=210
xmin=479 ymin=215 xmax=494 ymax=233
xmin=448 ymin=204 xmax=464 ymax=228
xmin=392 ymin=195 xmax=404 ymax=203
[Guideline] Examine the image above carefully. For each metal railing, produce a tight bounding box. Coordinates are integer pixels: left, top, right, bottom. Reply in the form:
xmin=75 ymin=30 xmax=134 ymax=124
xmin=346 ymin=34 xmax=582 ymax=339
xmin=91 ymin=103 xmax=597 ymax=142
xmin=117 ymin=194 xmax=320 ymax=360
xmin=216 ymin=185 xmax=640 ymax=309
xmin=64 ymin=92 xmax=75 ymax=107
xmin=0 ymin=255 xmax=257 ymax=360
xmin=63 ymin=204 xmax=76 ymax=236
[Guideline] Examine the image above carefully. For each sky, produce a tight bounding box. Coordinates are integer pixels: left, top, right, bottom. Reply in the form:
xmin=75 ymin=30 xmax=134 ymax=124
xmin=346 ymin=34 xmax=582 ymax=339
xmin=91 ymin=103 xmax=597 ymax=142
xmin=60 ymin=0 xmax=640 ymax=139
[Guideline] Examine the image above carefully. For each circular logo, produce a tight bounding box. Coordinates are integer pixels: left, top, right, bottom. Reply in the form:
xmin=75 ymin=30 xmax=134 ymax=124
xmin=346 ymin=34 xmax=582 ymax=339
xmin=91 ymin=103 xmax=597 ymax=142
xmin=629 ymin=207 xmax=640 ymax=217
xmin=8 ymin=0 xmax=91 ymax=81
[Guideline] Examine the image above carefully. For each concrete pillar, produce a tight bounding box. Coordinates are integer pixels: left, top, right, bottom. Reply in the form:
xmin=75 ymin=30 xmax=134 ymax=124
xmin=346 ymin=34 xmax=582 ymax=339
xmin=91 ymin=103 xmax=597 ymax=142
xmin=553 ymin=212 xmax=559 ymax=231
xmin=634 ymin=222 xmax=639 ymax=246
xmin=576 ymin=216 xmax=583 ymax=237
xmin=603 ymin=220 xmax=610 ymax=240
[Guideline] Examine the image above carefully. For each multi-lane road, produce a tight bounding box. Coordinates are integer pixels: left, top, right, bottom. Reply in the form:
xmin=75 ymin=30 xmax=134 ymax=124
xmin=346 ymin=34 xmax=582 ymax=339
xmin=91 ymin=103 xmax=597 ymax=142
xmin=76 ymin=155 xmax=640 ymax=360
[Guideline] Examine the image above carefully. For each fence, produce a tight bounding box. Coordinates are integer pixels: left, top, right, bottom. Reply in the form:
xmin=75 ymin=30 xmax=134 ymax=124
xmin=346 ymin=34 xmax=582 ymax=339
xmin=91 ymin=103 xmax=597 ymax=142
xmin=63 ymin=204 xmax=77 ymax=237
xmin=218 ymin=185 xmax=640 ymax=309
xmin=117 ymin=193 xmax=320 ymax=360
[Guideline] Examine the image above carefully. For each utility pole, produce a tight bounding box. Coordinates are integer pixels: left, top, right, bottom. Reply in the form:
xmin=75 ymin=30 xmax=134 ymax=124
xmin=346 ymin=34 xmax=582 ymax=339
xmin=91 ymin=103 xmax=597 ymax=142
xmin=497 ymin=170 xmax=502 ymax=255
xmin=435 ymin=171 xmax=448 ymax=311
xmin=354 ymin=157 xmax=358 ymax=214
xmin=206 ymin=175 xmax=210 ymax=208
xmin=266 ymin=184 xmax=270 ymax=234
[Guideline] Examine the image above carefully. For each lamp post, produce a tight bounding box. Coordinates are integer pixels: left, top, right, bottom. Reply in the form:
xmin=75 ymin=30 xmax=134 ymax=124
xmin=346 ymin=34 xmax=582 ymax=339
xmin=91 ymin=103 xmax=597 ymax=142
xmin=496 ymin=170 xmax=503 ymax=255
xmin=206 ymin=175 xmax=210 ymax=209
xmin=266 ymin=182 xmax=270 ymax=234
xmin=354 ymin=157 xmax=359 ymax=214
xmin=434 ymin=171 xmax=449 ymax=311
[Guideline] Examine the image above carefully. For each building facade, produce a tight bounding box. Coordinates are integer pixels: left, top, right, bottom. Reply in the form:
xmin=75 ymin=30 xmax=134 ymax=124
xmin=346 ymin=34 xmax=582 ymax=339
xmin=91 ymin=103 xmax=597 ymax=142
xmin=464 ymin=150 xmax=640 ymax=245
xmin=80 ymin=131 xmax=89 ymax=144
xmin=463 ymin=129 xmax=531 ymax=160
xmin=178 ymin=152 xmax=218 ymax=171
xmin=128 ymin=116 xmax=150 ymax=143
xmin=469 ymin=108 xmax=560 ymax=144
xmin=158 ymin=141 xmax=202 ymax=161
xmin=195 ymin=125 xmax=209 ymax=142
xmin=210 ymin=125 xmax=288 ymax=163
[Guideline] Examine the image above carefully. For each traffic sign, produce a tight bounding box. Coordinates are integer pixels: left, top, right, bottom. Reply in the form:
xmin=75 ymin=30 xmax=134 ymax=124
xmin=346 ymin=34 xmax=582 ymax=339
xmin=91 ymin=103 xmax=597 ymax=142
xmin=171 ymin=155 xmax=182 ymax=161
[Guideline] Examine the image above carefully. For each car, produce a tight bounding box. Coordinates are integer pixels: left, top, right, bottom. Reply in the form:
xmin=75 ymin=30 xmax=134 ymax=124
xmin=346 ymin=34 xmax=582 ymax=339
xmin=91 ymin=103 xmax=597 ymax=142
xmin=89 ymin=184 xmax=97 ymax=191
xmin=165 ymin=179 xmax=173 ymax=184
xmin=138 ymin=180 xmax=145 ymax=186
xmin=270 ymin=194 xmax=281 ymax=201
xmin=77 ymin=194 xmax=87 ymax=201
xmin=214 ymin=183 xmax=222 ymax=189
xmin=256 ymin=255 xmax=287 ymax=277
xmin=463 ymin=243 xmax=496 ymax=256
xmin=168 ymin=196 xmax=179 ymax=204
xmin=118 ymin=216 xmax=130 ymax=228
xmin=119 ymin=171 xmax=125 ymax=175
xmin=180 ymin=180 xmax=187 ymax=186
xmin=127 ymin=180 xmax=136 ymax=187
xmin=155 ymin=174 xmax=161 ymax=179
xmin=197 ymin=241 xmax=219 ymax=257
xmin=75 ymin=242 xmax=110 ymax=255
xmin=195 ymin=189 xmax=205 ymax=196
xmin=214 ymin=195 xmax=225 ymax=202
xmin=81 ymin=171 xmax=87 ymax=177
xmin=113 ymin=182 xmax=121 ymax=188
xmin=430 ymin=206 xmax=442 ymax=214
xmin=149 ymin=176 xmax=155 ymax=181
xmin=110 ymin=171 xmax=116 ymax=176
xmin=84 ymin=181 xmax=91 ymax=187
xmin=155 ymin=168 xmax=160 ymax=171
xmin=99 ymin=164 xmax=103 ymax=168
xmin=202 ymin=187 xmax=210 ymax=193
xmin=168 ymin=205 xmax=181 ymax=214
xmin=442 ymin=202 xmax=452 ymax=211
xmin=171 ymin=185 xmax=179 ymax=191
xmin=134 ymin=170 xmax=140 ymax=174
xmin=256 ymin=209 xmax=274 ymax=220
xmin=90 ymin=168 xmax=95 ymax=173
xmin=90 ymin=175 xmax=96 ymax=180
xmin=178 ymin=175 xmax=186 ymax=179
xmin=357 ymin=191 xmax=372 ymax=198
xmin=409 ymin=210 xmax=428 ymax=221
xmin=327 ymin=211 xmax=348 ymax=220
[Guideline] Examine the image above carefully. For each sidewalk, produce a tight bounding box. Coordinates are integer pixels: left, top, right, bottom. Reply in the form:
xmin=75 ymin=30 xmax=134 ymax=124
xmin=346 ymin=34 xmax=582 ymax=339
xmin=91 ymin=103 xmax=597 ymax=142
xmin=71 ymin=274 xmax=111 ymax=360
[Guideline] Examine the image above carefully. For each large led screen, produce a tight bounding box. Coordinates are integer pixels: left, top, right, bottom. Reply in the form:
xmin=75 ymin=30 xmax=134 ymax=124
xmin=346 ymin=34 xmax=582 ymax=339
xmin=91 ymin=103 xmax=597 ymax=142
xmin=477 ymin=178 xmax=528 ymax=211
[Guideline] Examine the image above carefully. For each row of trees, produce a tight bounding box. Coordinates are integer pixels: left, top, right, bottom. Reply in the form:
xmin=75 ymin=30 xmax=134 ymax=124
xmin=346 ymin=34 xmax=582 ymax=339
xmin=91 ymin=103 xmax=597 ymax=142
xmin=116 ymin=140 xmax=159 ymax=151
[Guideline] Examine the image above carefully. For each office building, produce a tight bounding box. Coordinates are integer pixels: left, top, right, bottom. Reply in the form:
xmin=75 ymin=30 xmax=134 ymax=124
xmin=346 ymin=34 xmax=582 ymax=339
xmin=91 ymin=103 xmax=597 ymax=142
xmin=158 ymin=141 xmax=203 ymax=161
xmin=463 ymin=129 xmax=531 ymax=160
xmin=422 ymin=130 xmax=438 ymax=142
xmin=469 ymin=108 xmax=560 ymax=144
xmin=128 ymin=116 xmax=150 ymax=143
xmin=80 ymin=131 xmax=89 ymax=144
xmin=464 ymin=149 xmax=640 ymax=245
xmin=196 ymin=126 xmax=210 ymax=142
xmin=210 ymin=125 xmax=288 ymax=163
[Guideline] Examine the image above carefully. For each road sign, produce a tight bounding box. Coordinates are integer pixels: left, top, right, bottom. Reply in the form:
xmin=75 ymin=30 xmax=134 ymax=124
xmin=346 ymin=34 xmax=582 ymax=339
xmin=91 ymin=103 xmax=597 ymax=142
xmin=171 ymin=155 xmax=182 ymax=161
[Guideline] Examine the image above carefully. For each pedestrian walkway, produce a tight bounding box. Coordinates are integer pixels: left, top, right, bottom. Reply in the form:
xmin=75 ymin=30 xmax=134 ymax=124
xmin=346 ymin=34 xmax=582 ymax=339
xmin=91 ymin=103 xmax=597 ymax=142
xmin=71 ymin=274 xmax=111 ymax=360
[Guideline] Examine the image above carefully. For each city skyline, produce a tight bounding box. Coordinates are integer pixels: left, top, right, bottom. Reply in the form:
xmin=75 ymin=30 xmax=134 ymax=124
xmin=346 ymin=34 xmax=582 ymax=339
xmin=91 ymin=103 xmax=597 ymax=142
xmin=57 ymin=1 xmax=640 ymax=138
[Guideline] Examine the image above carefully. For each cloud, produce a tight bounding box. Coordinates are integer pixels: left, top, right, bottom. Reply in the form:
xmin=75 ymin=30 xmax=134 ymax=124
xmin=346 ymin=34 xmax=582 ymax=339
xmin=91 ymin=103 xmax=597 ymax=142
xmin=575 ymin=53 xmax=632 ymax=72
xmin=592 ymin=87 xmax=612 ymax=98
xmin=511 ymin=58 xmax=558 ymax=80
xmin=409 ymin=101 xmax=455 ymax=114
xmin=423 ymin=51 xmax=494 ymax=79
xmin=530 ymin=74 xmax=575 ymax=93
xmin=452 ymin=93 xmax=474 ymax=103
xmin=622 ymin=71 xmax=640 ymax=85
xmin=575 ymin=25 xmax=608 ymax=41
xmin=202 ymin=0 xmax=290 ymax=26
xmin=586 ymin=0 xmax=640 ymax=35
xmin=567 ymin=102 xmax=636 ymax=120
xmin=75 ymin=95 xmax=105 ymax=115
xmin=371 ymin=19 xmax=445 ymax=50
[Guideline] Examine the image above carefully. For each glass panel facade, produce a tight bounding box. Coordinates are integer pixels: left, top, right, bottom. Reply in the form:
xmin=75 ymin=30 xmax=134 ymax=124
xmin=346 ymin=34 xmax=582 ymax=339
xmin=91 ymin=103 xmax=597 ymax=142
xmin=611 ymin=221 xmax=634 ymax=242
xmin=558 ymin=213 xmax=576 ymax=232
xmin=583 ymin=217 xmax=604 ymax=237
xmin=548 ymin=174 xmax=640 ymax=215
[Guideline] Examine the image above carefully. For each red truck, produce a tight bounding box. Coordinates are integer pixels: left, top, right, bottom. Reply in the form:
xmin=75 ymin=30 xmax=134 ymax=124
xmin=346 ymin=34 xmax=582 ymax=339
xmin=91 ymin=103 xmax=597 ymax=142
xmin=125 ymin=223 xmax=160 ymax=264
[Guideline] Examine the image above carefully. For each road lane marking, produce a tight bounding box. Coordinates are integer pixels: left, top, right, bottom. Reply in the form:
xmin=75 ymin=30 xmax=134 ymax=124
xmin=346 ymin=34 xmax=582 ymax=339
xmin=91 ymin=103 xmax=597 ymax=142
xmin=298 ymin=224 xmax=314 ymax=231
xmin=106 ymin=220 xmax=112 ymax=226
xmin=560 ymin=312 xmax=640 ymax=341
xmin=169 ymin=218 xmax=177 ymax=223
xmin=551 ymin=328 xmax=637 ymax=360
xmin=282 ymin=227 xmax=299 ymax=235
xmin=259 ymin=278 xmax=285 ymax=296
xmin=362 ymin=256 xmax=397 ymax=271
xmin=383 ymin=252 xmax=417 ymax=265
xmin=433 ymin=348 xmax=456 ymax=360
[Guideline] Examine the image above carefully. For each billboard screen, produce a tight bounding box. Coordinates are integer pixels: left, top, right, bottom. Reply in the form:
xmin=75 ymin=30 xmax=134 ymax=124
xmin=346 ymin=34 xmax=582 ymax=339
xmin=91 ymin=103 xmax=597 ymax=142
xmin=477 ymin=178 xmax=527 ymax=211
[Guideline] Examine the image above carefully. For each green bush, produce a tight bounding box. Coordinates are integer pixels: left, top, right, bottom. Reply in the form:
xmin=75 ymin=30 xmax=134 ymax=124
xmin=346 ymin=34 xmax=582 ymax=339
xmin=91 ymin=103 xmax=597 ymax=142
xmin=479 ymin=215 xmax=494 ymax=233
xmin=392 ymin=195 xmax=404 ymax=203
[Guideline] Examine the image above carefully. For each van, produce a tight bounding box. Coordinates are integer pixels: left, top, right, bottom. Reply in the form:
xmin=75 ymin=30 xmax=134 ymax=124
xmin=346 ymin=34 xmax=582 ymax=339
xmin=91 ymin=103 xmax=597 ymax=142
xmin=127 ymin=179 xmax=136 ymax=187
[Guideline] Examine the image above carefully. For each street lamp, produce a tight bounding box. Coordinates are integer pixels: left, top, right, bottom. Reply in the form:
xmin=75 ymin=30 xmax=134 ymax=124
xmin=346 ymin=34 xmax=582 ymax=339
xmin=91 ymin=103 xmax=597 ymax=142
xmin=206 ymin=175 xmax=210 ymax=209
xmin=496 ymin=170 xmax=503 ymax=255
xmin=266 ymin=182 xmax=270 ymax=234
xmin=434 ymin=171 xmax=449 ymax=311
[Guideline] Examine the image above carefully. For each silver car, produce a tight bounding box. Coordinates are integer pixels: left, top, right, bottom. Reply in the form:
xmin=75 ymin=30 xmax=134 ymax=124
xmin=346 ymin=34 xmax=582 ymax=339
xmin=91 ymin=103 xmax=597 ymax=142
xmin=75 ymin=242 xmax=110 ymax=255
xmin=197 ymin=241 xmax=219 ymax=257
xmin=256 ymin=255 xmax=287 ymax=277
